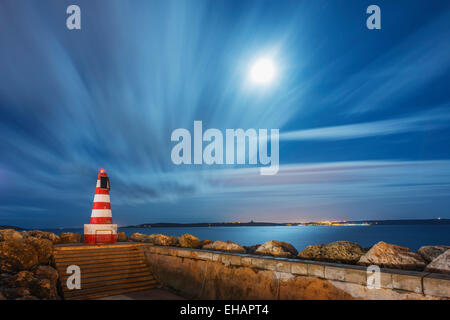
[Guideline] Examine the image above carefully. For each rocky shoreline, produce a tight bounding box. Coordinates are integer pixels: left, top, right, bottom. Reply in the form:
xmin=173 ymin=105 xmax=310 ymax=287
xmin=0 ymin=229 xmax=448 ymax=300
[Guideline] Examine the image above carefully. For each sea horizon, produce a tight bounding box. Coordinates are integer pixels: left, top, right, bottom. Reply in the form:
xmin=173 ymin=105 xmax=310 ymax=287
xmin=29 ymin=224 xmax=450 ymax=252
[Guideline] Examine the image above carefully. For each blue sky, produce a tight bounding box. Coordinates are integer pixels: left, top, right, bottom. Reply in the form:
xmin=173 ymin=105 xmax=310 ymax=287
xmin=0 ymin=0 xmax=449 ymax=228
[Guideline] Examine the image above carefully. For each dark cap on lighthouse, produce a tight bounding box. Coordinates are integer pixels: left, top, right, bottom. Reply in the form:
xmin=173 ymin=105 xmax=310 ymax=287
xmin=84 ymin=169 xmax=118 ymax=244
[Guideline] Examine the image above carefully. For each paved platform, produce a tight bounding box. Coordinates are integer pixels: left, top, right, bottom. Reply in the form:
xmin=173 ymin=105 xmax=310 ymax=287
xmin=96 ymin=288 xmax=185 ymax=300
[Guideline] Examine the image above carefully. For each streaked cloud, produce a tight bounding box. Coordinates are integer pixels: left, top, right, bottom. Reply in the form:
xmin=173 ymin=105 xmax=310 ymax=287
xmin=279 ymin=107 xmax=450 ymax=141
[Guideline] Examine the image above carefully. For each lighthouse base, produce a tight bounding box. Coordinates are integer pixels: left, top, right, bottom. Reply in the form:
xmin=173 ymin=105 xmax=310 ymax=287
xmin=84 ymin=224 xmax=118 ymax=245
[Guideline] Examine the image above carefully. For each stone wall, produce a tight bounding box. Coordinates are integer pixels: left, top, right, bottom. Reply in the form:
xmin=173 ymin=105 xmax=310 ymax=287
xmin=142 ymin=245 xmax=450 ymax=300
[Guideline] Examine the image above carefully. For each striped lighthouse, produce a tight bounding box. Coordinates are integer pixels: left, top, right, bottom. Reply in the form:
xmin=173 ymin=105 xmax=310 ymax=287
xmin=84 ymin=168 xmax=117 ymax=245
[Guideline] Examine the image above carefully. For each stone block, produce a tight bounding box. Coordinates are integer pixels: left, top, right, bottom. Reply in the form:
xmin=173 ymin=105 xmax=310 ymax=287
xmin=324 ymin=266 xmax=346 ymax=281
xmin=308 ymin=264 xmax=325 ymax=278
xmin=290 ymin=262 xmax=308 ymax=276
xmin=423 ymin=273 xmax=450 ymax=298
xmin=391 ymin=270 xmax=425 ymax=294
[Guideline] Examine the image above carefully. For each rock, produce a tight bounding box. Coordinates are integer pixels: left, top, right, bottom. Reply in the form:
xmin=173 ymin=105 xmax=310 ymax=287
xmin=24 ymin=230 xmax=61 ymax=244
xmin=33 ymin=265 xmax=59 ymax=285
xmin=24 ymin=237 xmax=53 ymax=265
xmin=117 ymin=232 xmax=127 ymax=242
xmin=0 ymin=229 xmax=23 ymax=242
xmin=59 ymin=232 xmax=81 ymax=244
xmin=2 ymin=267 xmax=59 ymax=299
xmin=2 ymin=271 xmax=36 ymax=288
xmin=256 ymin=240 xmax=298 ymax=258
xmin=129 ymin=232 xmax=153 ymax=243
xmin=0 ymin=240 xmax=39 ymax=272
xmin=244 ymin=244 xmax=261 ymax=255
xmin=298 ymin=241 xmax=365 ymax=264
xmin=358 ymin=241 xmax=427 ymax=270
xmin=425 ymin=249 xmax=450 ymax=274
xmin=179 ymin=234 xmax=201 ymax=249
xmin=418 ymin=245 xmax=450 ymax=263
xmin=200 ymin=240 xmax=213 ymax=248
xmin=30 ymin=278 xmax=55 ymax=299
xmin=2 ymin=287 xmax=30 ymax=299
xmin=202 ymin=240 xmax=246 ymax=253
xmin=149 ymin=234 xmax=179 ymax=246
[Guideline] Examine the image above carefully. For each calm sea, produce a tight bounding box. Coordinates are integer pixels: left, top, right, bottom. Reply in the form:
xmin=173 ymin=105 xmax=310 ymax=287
xmin=42 ymin=225 xmax=450 ymax=251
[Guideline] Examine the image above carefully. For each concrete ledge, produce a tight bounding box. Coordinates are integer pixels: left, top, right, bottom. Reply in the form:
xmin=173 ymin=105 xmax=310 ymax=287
xmin=140 ymin=245 xmax=450 ymax=299
xmin=423 ymin=273 xmax=450 ymax=298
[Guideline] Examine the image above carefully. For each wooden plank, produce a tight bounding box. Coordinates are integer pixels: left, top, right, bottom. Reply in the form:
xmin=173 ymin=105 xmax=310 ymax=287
xmin=64 ymin=280 xmax=157 ymax=298
xmin=55 ymin=257 xmax=145 ymax=268
xmin=54 ymin=252 xmax=144 ymax=263
xmin=67 ymin=271 xmax=154 ymax=285
xmin=68 ymin=284 xmax=157 ymax=300
xmin=53 ymin=243 xmax=146 ymax=251
xmin=62 ymin=275 xmax=155 ymax=291
xmin=60 ymin=266 xmax=151 ymax=280
xmin=54 ymin=248 xmax=142 ymax=258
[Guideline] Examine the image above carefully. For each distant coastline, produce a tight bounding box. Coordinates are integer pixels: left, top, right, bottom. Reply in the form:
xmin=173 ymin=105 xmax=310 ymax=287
xmin=1 ymin=219 xmax=449 ymax=231
xmin=0 ymin=225 xmax=23 ymax=230
xmin=123 ymin=218 xmax=450 ymax=228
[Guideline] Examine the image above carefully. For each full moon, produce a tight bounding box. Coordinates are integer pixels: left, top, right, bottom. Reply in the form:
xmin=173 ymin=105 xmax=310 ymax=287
xmin=249 ymin=58 xmax=276 ymax=84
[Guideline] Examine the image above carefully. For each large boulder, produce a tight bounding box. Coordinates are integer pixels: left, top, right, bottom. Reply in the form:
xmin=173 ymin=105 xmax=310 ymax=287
xmin=24 ymin=237 xmax=53 ymax=265
xmin=117 ymin=232 xmax=127 ymax=242
xmin=33 ymin=265 xmax=59 ymax=286
xmin=1 ymin=266 xmax=59 ymax=299
xmin=256 ymin=240 xmax=298 ymax=258
xmin=2 ymin=270 xmax=36 ymax=288
xmin=244 ymin=244 xmax=261 ymax=255
xmin=179 ymin=234 xmax=201 ymax=249
xmin=2 ymin=287 xmax=31 ymax=299
xmin=358 ymin=241 xmax=427 ymax=270
xmin=425 ymin=249 xmax=450 ymax=274
xmin=418 ymin=245 xmax=450 ymax=263
xmin=129 ymin=232 xmax=153 ymax=243
xmin=0 ymin=240 xmax=39 ymax=273
xmin=59 ymin=232 xmax=81 ymax=244
xmin=200 ymin=240 xmax=213 ymax=248
xmin=202 ymin=240 xmax=246 ymax=253
xmin=298 ymin=241 xmax=365 ymax=264
xmin=23 ymin=230 xmax=60 ymax=244
xmin=0 ymin=229 xmax=23 ymax=242
xmin=149 ymin=234 xmax=178 ymax=246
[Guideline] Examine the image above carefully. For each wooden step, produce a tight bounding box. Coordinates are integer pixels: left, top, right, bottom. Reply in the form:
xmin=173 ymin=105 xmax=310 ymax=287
xmin=69 ymin=271 xmax=154 ymax=285
xmin=56 ymin=255 xmax=144 ymax=267
xmin=62 ymin=275 xmax=155 ymax=291
xmin=54 ymin=248 xmax=142 ymax=258
xmin=55 ymin=254 xmax=144 ymax=265
xmin=69 ymin=284 xmax=158 ymax=300
xmin=64 ymin=279 xmax=157 ymax=298
xmin=53 ymin=244 xmax=143 ymax=252
xmin=55 ymin=257 xmax=145 ymax=270
xmin=60 ymin=266 xmax=151 ymax=280
xmin=55 ymin=252 xmax=143 ymax=262
xmin=57 ymin=262 xmax=149 ymax=274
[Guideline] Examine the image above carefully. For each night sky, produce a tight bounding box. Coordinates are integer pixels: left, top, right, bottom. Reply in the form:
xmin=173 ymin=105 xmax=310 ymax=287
xmin=0 ymin=0 xmax=449 ymax=228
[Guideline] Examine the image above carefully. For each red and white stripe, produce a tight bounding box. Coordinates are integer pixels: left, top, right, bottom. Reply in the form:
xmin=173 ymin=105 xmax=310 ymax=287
xmin=84 ymin=169 xmax=117 ymax=245
xmin=89 ymin=170 xmax=112 ymax=224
